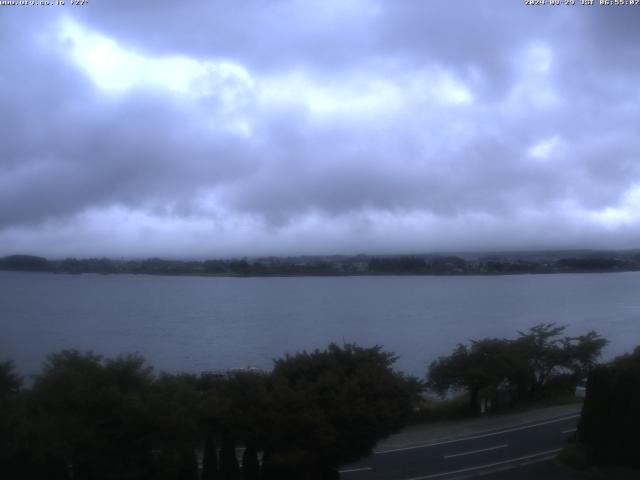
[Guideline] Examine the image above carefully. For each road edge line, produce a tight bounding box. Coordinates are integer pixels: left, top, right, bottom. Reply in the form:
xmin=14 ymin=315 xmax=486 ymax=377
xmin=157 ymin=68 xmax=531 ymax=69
xmin=399 ymin=448 xmax=562 ymax=480
xmin=376 ymin=414 xmax=579 ymax=454
xmin=443 ymin=444 xmax=508 ymax=459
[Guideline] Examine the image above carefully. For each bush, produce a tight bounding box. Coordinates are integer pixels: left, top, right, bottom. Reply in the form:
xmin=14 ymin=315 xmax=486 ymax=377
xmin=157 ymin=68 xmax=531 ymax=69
xmin=578 ymin=347 xmax=640 ymax=468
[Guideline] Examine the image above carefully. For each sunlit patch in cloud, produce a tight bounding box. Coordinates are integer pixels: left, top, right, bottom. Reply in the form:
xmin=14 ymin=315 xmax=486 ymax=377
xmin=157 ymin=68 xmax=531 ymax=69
xmin=56 ymin=16 xmax=255 ymax=139
xmin=527 ymin=135 xmax=566 ymax=162
xmin=526 ymin=43 xmax=552 ymax=74
xmin=259 ymin=65 xmax=472 ymax=123
xmin=504 ymin=42 xmax=559 ymax=112
xmin=55 ymin=17 xmax=474 ymax=132
xmin=58 ymin=17 xmax=253 ymax=97
xmin=259 ymin=70 xmax=403 ymax=119
xmin=588 ymin=185 xmax=640 ymax=228
xmin=411 ymin=69 xmax=474 ymax=106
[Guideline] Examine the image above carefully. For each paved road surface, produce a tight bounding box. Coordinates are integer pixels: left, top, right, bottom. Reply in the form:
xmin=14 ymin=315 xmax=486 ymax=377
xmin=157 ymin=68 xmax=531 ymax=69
xmin=339 ymin=406 xmax=582 ymax=480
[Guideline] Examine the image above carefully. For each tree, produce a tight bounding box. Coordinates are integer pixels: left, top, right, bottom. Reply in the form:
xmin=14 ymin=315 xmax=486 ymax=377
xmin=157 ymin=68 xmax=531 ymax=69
xmin=562 ymin=330 xmax=608 ymax=381
xmin=198 ymin=369 xmax=270 ymax=479
xmin=578 ymin=346 xmax=640 ymax=467
xmin=368 ymin=256 xmax=427 ymax=274
xmin=514 ymin=323 xmax=607 ymax=397
xmin=229 ymin=260 xmax=251 ymax=275
xmin=427 ymin=339 xmax=515 ymax=413
xmin=30 ymin=350 xmax=156 ymax=480
xmin=514 ymin=323 xmax=568 ymax=397
xmin=261 ymin=344 xmax=420 ymax=479
xmin=218 ymin=436 xmax=240 ymax=480
xmin=148 ymin=373 xmax=201 ymax=480
xmin=428 ymin=325 xmax=608 ymax=412
xmin=241 ymin=442 xmax=260 ymax=480
xmin=0 ymin=360 xmax=24 ymax=477
xmin=0 ymin=360 xmax=21 ymax=398
xmin=201 ymin=433 xmax=219 ymax=480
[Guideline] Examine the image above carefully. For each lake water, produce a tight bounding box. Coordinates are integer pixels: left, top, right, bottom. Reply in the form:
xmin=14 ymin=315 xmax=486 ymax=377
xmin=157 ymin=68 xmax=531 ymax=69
xmin=1 ymin=271 xmax=639 ymax=377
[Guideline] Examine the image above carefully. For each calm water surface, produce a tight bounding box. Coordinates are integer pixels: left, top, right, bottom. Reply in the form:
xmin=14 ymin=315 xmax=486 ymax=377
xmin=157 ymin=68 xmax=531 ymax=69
xmin=1 ymin=271 xmax=639 ymax=376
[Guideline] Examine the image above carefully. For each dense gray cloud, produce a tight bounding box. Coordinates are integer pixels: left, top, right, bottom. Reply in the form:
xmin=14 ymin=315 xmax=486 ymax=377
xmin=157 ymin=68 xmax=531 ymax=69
xmin=1 ymin=1 xmax=640 ymax=257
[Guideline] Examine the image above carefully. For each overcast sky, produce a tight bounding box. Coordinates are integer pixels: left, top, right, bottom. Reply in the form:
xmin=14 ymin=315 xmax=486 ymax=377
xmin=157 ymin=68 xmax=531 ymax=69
xmin=1 ymin=1 xmax=639 ymax=258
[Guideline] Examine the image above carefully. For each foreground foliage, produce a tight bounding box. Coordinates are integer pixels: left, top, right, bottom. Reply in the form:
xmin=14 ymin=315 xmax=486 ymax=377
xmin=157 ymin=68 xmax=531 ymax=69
xmin=0 ymin=344 xmax=419 ymax=480
xmin=427 ymin=323 xmax=607 ymax=413
xmin=578 ymin=346 xmax=640 ymax=468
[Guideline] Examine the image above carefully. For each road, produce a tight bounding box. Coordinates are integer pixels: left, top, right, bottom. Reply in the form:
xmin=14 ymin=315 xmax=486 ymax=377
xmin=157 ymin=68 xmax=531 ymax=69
xmin=339 ymin=408 xmax=581 ymax=480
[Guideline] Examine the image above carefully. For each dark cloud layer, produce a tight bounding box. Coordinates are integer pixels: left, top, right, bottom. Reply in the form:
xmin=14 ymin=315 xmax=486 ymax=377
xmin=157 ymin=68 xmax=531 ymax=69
xmin=1 ymin=2 xmax=640 ymax=257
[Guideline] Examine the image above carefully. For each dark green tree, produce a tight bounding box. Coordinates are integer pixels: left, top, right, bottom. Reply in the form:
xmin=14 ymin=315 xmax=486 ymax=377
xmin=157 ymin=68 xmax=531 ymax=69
xmin=201 ymin=433 xmax=219 ymax=480
xmin=154 ymin=446 xmax=198 ymax=480
xmin=147 ymin=373 xmax=201 ymax=480
xmin=428 ymin=338 xmax=515 ymax=413
xmin=0 ymin=360 xmax=21 ymax=398
xmin=428 ymin=325 xmax=608 ymax=412
xmin=261 ymin=344 xmax=420 ymax=479
xmin=30 ymin=350 xmax=156 ymax=480
xmin=241 ymin=442 xmax=260 ymax=480
xmin=514 ymin=323 xmax=569 ymax=396
xmin=219 ymin=436 xmax=240 ymax=480
xmin=0 ymin=360 xmax=26 ymax=477
xmin=514 ymin=323 xmax=607 ymax=397
xmin=578 ymin=347 xmax=640 ymax=467
xmin=562 ymin=330 xmax=608 ymax=381
xmin=199 ymin=369 xmax=270 ymax=479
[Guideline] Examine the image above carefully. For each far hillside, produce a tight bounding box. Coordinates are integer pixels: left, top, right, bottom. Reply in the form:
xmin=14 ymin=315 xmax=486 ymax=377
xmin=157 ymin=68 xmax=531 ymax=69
xmin=2 ymin=249 xmax=640 ymax=277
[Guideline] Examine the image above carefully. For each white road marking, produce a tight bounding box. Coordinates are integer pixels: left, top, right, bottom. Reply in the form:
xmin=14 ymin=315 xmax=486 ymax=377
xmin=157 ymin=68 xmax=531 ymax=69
xmin=375 ymin=414 xmax=579 ymax=454
xmin=443 ymin=444 xmax=508 ymax=459
xmin=399 ymin=448 xmax=562 ymax=480
xmin=562 ymin=428 xmax=577 ymax=434
xmin=339 ymin=466 xmax=372 ymax=474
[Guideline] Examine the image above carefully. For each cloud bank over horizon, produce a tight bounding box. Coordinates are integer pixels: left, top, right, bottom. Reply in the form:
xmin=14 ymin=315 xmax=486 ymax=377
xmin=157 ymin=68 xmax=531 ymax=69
xmin=1 ymin=1 xmax=640 ymax=258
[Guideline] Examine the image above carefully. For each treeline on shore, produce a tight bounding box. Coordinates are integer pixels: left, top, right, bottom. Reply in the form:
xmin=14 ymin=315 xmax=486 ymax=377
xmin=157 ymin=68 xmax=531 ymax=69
xmin=3 ymin=250 xmax=640 ymax=276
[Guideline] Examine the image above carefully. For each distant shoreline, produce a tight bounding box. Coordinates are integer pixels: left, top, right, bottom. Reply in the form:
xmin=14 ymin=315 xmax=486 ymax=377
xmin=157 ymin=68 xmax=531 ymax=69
xmin=3 ymin=250 xmax=640 ymax=278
